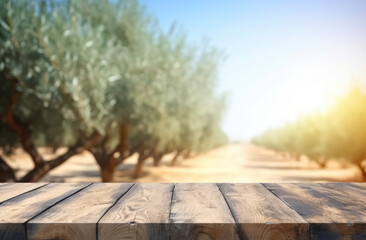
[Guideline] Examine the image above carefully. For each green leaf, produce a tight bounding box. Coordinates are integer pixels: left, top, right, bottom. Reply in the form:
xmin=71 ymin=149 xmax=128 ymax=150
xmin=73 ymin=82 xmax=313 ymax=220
xmin=108 ymin=75 xmax=121 ymax=82
xmin=0 ymin=20 xmax=10 ymax=32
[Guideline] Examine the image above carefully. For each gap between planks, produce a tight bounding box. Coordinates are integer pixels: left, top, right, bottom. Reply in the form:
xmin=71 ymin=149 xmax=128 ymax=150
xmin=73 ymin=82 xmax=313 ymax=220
xmin=95 ymin=183 xmax=135 ymax=240
xmin=217 ymin=183 xmax=246 ymax=240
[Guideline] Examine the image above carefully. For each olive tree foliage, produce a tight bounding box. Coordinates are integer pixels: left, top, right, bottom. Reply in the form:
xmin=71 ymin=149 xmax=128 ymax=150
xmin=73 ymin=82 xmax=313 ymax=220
xmin=252 ymin=85 xmax=366 ymax=180
xmin=65 ymin=1 xmax=228 ymax=179
xmin=0 ymin=0 xmax=228 ymax=182
xmin=129 ymin=31 xmax=228 ymax=175
xmin=320 ymin=87 xmax=366 ymax=175
xmin=0 ymin=0 xmax=117 ymax=182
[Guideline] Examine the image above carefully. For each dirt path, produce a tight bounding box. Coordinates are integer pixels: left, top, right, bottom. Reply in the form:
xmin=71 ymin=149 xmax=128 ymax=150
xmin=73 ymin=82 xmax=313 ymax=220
xmin=6 ymin=143 xmax=364 ymax=182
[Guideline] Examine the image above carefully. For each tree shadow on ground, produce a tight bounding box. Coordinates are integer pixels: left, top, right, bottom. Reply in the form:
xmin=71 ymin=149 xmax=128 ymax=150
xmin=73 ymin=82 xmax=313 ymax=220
xmin=278 ymin=175 xmax=361 ymax=182
xmin=244 ymin=165 xmax=302 ymax=170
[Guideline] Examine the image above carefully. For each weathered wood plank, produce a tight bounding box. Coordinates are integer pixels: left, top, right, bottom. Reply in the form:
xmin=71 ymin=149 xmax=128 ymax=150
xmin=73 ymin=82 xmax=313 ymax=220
xmin=218 ymin=183 xmax=309 ymax=240
xmin=307 ymin=183 xmax=366 ymax=216
xmin=27 ymin=183 xmax=133 ymax=240
xmin=321 ymin=182 xmax=366 ymax=202
xmin=169 ymin=183 xmax=239 ymax=240
xmin=349 ymin=182 xmax=366 ymax=192
xmin=0 ymin=183 xmax=365 ymax=240
xmin=98 ymin=183 xmax=174 ymax=240
xmin=0 ymin=183 xmax=47 ymax=204
xmin=0 ymin=183 xmax=89 ymax=240
xmin=263 ymin=183 xmax=366 ymax=240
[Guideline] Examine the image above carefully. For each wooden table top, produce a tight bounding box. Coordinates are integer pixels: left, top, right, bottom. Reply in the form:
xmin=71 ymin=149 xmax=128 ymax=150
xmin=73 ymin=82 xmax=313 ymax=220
xmin=0 ymin=183 xmax=365 ymax=240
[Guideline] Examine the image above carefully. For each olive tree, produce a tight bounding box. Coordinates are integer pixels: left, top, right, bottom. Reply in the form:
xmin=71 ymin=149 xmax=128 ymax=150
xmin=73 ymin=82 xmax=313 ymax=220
xmin=0 ymin=0 xmax=117 ymax=181
xmin=0 ymin=0 xmax=228 ymax=182
xmin=252 ymin=85 xmax=366 ymax=180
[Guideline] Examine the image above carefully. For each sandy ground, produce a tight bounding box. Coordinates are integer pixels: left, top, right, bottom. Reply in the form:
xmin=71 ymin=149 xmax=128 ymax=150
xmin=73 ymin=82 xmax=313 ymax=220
xmin=4 ymin=142 xmax=364 ymax=182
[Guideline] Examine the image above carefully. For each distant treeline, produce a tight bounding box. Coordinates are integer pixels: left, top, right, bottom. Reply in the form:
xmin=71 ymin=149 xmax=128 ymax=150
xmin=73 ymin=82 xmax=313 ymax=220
xmin=0 ymin=0 xmax=227 ymax=182
xmin=252 ymin=85 xmax=366 ymax=180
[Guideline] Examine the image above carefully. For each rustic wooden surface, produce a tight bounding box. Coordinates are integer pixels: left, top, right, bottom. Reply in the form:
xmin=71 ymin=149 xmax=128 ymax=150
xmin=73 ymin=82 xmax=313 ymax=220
xmin=169 ymin=183 xmax=238 ymax=240
xmin=217 ymin=183 xmax=308 ymax=240
xmin=98 ymin=183 xmax=173 ymax=240
xmin=263 ymin=183 xmax=366 ymax=240
xmin=0 ymin=183 xmax=89 ymax=239
xmin=0 ymin=183 xmax=365 ymax=240
xmin=28 ymin=183 xmax=133 ymax=240
xmin=0 ymin=183 xmax=47 ymax=203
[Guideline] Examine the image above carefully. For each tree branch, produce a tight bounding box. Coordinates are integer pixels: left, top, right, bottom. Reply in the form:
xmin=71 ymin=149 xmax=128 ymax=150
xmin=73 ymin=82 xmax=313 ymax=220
xmin=109 ymin=123 xmax=129 ymax=163
xmin=1 ymin=69 xmax=44 ymax=167
xmin=1 ymin=69 xmax=103 ymax=182
xmin=0 ymin=156 xmax=17 ymax=182
xmin=20 ymin=131 xmax=102 ymax=182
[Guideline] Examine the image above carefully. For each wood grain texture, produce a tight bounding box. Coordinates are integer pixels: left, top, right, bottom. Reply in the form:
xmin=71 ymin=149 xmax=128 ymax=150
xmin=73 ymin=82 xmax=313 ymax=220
xmin=0 ymin=183 xmax=365 ymax=240
xmin=0 ymin=183 xmax=47 ymax=204
xmin=320 ymin=182 xmax=366 ymax=204
xmin=169 ymin=183 xmax=239 ymax=240
xmin=218 ymin=183 xmax=309 ymax=240
xmin=349 ymin=182 xmax=366 ymax=192
xmin=307 ymin=183 xmax=366 ymax=215
xmin=263 ymin=183 xmax=366 ymax=240
xmin=98 ymin=183 xmax=174 ymax=240
xmin=0 ymin=183 xmax=89 ymax=240
xmin=27 ymin=183 xmax=133 ymax=240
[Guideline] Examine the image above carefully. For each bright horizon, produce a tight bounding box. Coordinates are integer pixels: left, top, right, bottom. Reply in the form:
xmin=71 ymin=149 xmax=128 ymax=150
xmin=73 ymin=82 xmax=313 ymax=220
xmin=139 ymin=0 xmax=366 ymax=141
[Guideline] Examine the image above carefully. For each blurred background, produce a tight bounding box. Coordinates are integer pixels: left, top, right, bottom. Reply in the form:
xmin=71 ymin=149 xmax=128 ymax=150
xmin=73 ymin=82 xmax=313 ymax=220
xmin=1 ymin=0 xmax=366 ymax=183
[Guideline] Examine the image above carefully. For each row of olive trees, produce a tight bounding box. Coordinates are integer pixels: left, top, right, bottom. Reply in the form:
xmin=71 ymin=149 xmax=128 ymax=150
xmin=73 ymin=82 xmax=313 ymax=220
xmin=0 ymin=0 xmax=227 ymax=182
xmin=252 ymin=85 xmax=366 ymax=180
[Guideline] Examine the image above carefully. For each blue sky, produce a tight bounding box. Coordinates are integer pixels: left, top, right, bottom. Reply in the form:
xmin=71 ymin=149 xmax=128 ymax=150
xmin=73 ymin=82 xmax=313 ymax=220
xmin=139 ymin=0 xmax=366 ymax=140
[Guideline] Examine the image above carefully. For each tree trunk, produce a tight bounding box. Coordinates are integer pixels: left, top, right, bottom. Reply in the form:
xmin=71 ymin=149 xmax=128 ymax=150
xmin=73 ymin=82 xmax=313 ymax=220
xmin=90 ymin=124 xmax=129 ymax=182
xmin=153 ymin=155 xmax=162 ymax=167
xmin=134 ymin=147 xmax=150 ymax=178
xmin=153 ymin=151 xmax=165 ymax=167
xmin=93 ymin=156 xmax=116 ymax=182
xmin=100 ymin=160 xmax=117 ymax=182
xmin=316 ymin=157 xmax=326 ymax=169
xmin=9 ymin=136 xmax=100 ymax=183
xmin=357 ymin=162 xmax=366 ymax=181
xmin=90 ymin=146 xmax=115 ymax=182
xmin=1 ymin=70 xmax=102 ymax=182
xmin=134 ymin=157 xmax=144 ymax=178
xmin=20 ymin=133 xmax=101 ymax=182
xmin=0 ymin=156 xmax=16 ymax=182
xmin=117 ymin=124 xmax=128 ymax=156
xmin=170 ymin=150 xmax=182 ymax=166
xmin=182 ymin=149 xmax=191 ymax=159
xmin=102 ymin=124 xmax=129 ymax=182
